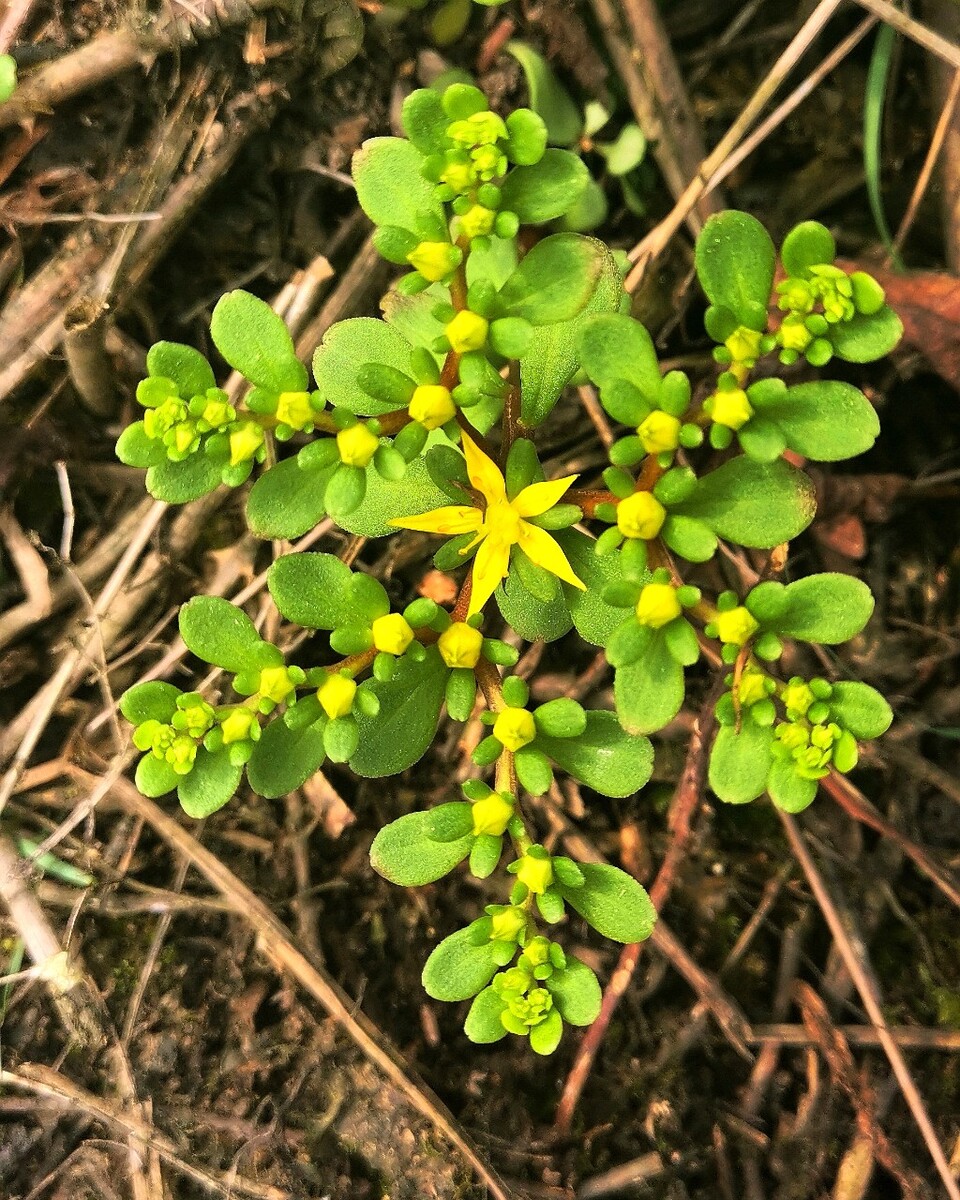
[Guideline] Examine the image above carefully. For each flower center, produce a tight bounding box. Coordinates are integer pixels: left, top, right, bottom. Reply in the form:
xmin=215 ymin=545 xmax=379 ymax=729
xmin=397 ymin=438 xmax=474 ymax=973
xmin=485 ymin=499 xmax=522 ymax=543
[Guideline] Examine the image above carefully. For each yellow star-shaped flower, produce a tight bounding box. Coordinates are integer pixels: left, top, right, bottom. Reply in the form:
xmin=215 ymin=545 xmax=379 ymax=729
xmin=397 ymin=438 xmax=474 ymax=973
xmin=390 ymin=432 xmax=585 ymax=617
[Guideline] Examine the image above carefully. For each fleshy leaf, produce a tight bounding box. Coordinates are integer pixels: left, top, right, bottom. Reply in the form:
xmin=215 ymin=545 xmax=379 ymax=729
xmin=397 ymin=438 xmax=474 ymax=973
xmin=695 ymin=211 xmax=776 ymax=329
xmin=766 ymin=761 xmax=818 ymax=814
xmin=247 ymin=457 xmax=334 ymax=540
xmin=370 ymin=810 xmax=473 ymax=885
xmin=500 ymin=149 xmax=590 ymax=224
xmin=672 ymin=458 xmax=816 ymax=548
xmin=548 ymin=958 xmax=602 ymax=1025
xmin=312 ymin=318 xmax=415 ymax=416
xmin=828 ymin=681 xmax=893 ymax=740
xmin=465 ymin=986 xmax=509 ymax=1043
xmin=709 ymin=722 xmax=775 ymax=804
xmin=764 ymin=574 xmax=874 ymax=644
xmin=498 ymin=234 xmax=605 ymax=325
xmin=177 ymin=747 xmax=243 ymax=819
xmin=210 ymin=291 xmax=307 ymax=394
xmin=558 ymin=862 xmax=656 ymax=943
xmin=349 ymin=647 xmax=448 ymax=777
xmin=829 ymin=305 xmax=903 ymax=363
xmin=614 ymin=636 xmax=685 ymax=734
xmin=422 ymin=927 xmax=502 ymax=1001
xmin=146 ymin=455 xmax=222 ymax=504
xmin=352 ymin=137 xmax=445 ymax=239
xmin=146 ymin=342 xmax=216 ymax=397
xmin=751 ymin=380 xmax=879 ymax=462
xmin=120 ymin=681 xmax=181 ymax=725
xmin=268 ymin=553 xmax=357 ymax=630
xmin=179 ymin=596 xmax=264 ymax=673
xmin=504 ymin=41 xmax=582 ymax=146
xmin=246 ymin=718 xmax=327 ymax=799
xmin=538 ymin=711 xmax=653 ymax=798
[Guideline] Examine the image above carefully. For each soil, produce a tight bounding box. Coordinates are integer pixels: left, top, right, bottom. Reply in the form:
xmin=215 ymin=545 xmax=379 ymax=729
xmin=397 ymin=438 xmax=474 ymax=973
xmin=1 ymin=3 xmax=960 ymax=1199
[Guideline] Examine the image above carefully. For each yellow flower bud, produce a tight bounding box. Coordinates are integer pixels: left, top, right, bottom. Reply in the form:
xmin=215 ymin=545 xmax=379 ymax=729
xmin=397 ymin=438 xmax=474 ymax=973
xmin=371 ymin=613 xmax=414 ymax=656
xmin=714 ymin=606 xmax=759 ymax=646
xmin=275 ymin=391 xmax=314 ymax=430
xmin=258 ymin=666 xmax=297 ymax=705
xmin=778 ymin=315 xmax=814 ymax=353
xmin=408 ymin=384 xmax=456 ymax=431
xmin=407 ymin=241 xmax=461 ymax=283
xmin=440 ymin=160 xmax=476 ymax=193
xmin=336 ymin=423 xmax=379 ymax=468
xmin=708 ymin=388 xmax=754 ymax=431
xmin=471 ymin=791 xmax=514 ymax=837
xmin=616 ymin=491 xmax=666 ymax=540
xmin=318 ymin=673 xmax=357 ymax=720
xmin=199 ymin=396 xmax=235 ymax=430
xmin=780 ymin=679 xmax=815 ymax=718
xmin=220 ymin=708 xmax=259 ymax=745
xmin=725 ymin=326 xmax=764 ymax=366
xmin=458 ymin=205 xmax=496 ymax=240
xmin=228 ymin=419 xmax=265 ymax=466
xmin=445 ymin=310 xmax=489 ymax=353
xmin=493 ymin=707 xmax=536 ymax=752
xmin=490 ymin=906 xmax=527 ymax=941
xmin=438 ymin=621 xmax=484 ymax=669
xmin=737 ymin=669 xmax=770 ymax=708
xmin=172 ymin=423 xmax=199 ymax=456
xmin=515 ymin=852 xmax=553 ymax=895
xmin=637 ymin=410 xmax=682 ymax=455
xmin=635 ymin=583 xmax=682 ymax=629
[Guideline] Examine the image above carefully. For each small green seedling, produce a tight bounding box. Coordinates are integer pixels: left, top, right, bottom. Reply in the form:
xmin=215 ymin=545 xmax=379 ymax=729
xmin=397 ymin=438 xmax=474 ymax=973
xmin=117 ymin=80 xmax=899 ymax=1053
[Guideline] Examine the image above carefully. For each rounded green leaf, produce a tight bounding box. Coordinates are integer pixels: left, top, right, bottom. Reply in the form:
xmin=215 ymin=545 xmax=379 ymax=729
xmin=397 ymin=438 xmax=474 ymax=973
xmin=210 ymin=291 xmax=307 ymax=394
xmin=135 ymin=754 xmax=180 ymax=799
xmin=598 ymin=123 xmax=646 ymax=176
xmin=505 ymin=42 xmax=583 ymax=146
xmin=370 ymin=810 xmax=473 ymax=885
xmin=558 ymin=862 xmax=656 ymax=943
xmin=578 ymin=312 xmax=661 ymax=396
xmin=146 ymin=341 xmax=216 ymax=397
xmin=709 ymin=722 xmax=774 ymax=804
xmin=498 ymin=234 xmax=605 ymax=325
xmin=496 ymin=567 xmax=573 ymax=643
xmin=614 ymin=640 xmax=685 ymax=735
xmin=766 ymin=761 xmax=818 ymax=814
xmin=246 ymin=718 xmax=326 ymax=799
xmin=268 ymin=553 xmax=356 ymax=629
xmin=312 ymin=319 xmax=415 ymax=416
xmin=116 ymin=422 xmax=167 ymax=469
xmin=828 ymin=681 xmax=893 ymax=740
xmin=499 ymin=149 xmax=590 ymax=224
xmin=695 ymin=211 xmax=776 ymax=327
xmin=780 ymin=221 xmax=836 ymax=276
xmin=829 ymin=306 xmax=903 ymax=363
xmin=558 ymin=530 xmax=640 ymax=646
xmin=548 ymin=957 xmax=601 ymax=1026
xmin=673 ymin=458 xmax=816 ymax=548
xmin=352 ymin=137 xmax=445 ymax=239
xmin=120 ymin=681 xmax=181 ymax=725
xmin=146 ymin=455 xmax=222 ymax=504
xmin=538 ymin=711 xmax=653 ymax=798
xmin=770 ymin=573 xmax=874 ymax=644
xmin=247 ymin=457 xmax=334 ymax=540
xmin=179 ymin=596 xmax=264 ymax=672
xmin=349 ymin=647 xmax=448 ymax=777
xmin=465 ymin=986 xmax=509 ymax=1043
xmin=753 ymin=381 xmax=879 ymax=462
xmin=529 ymin=1008 xmax=564 ymax=1055
xmin=422 ymin=927 xmax=501 ymax=1001
xmin=177 ymin=747 xmax=243 ymax=819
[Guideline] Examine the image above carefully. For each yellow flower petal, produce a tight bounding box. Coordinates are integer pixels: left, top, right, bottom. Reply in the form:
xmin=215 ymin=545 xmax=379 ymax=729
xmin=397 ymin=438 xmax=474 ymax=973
xmin=460 ymin=431 xmax=506 ymax=506
xmin=517 ymin=522 xmax=586 ymax=590
xmin=468 ymin=535 xmax=511 ymax=617
xmin=390 ymin=505 xmax=482 ymax=536
xmin=512 ymin=474 xmax=578 ymax=518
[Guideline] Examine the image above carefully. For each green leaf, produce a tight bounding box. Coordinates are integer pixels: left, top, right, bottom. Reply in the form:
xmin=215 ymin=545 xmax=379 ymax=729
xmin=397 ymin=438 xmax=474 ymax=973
xmin=529 ymin=1008 xmax=563 ymax=1055
xmin=422 ymin=927 xmax=502 ymax=1001
xmin=146 ymin=341 xmax=216 ymax=397
xmin=146 ymin=455 xmax=222 ymax=504
xmin=504 ymin=42 xmax=583 ymax=146
xmin=349 ymin=647 xmax=448 ymax=777
xmin=578 ymin=312 xmax=660 ymax=396
xmin=338 ymin=431 xmax=453 ymax=539
xmin=781 ymin=221 xmax=836 ymax=276
xmin=548 ymin=957 xmax=602 ymax=1025
xmin=673 ymin=458 xmax=816 ymax=548
xmin=496 ymin=565 xmax=573 ymax=643
xmin=268 ymin=553 xmax=356 ymax=629
xmin=828 ymin=681 xmax=893 ymax=740
xmin=381 ymin=288 xmax=448 ymax=360
xmin=116 ymin=422 xmax=167 ymax=469
xmin=614 ymin=636 xmax=685 ymax=735
xmin=179 ymin=596 xmax=264 ymax=672
xmin=177 ymin=747 xmax=243 ymax=819
xmin=246 ymin=718 xmax=327 ymax=798
xmin=709 ymin=722 xmax=774 ymax=804
xmin=695 ymin=211 xmax=776 ymax=327
xmin=829 ymin=305 xmax=903 ymax=363
xmin=0 ymin=54 xmax=17 ymax=105
xmin=498 ymin=234 xmax=604 ymax=325
xmin=500 ymin=149 xmax=590 ymax=224
xmin=752 ymin=380 xmax=879 ymax=462
xmin=401 ymin=88 xmax=449 ymax=156
xmin=557 ymin=530 xmax=640 ymax=645
xmin=210 ymin=291 xmax=307 ymax=394
xmin=597 ymin=123 xmax=646 ymax=176
xmin=766 ymin=761 xmax=818 ymax=814
xmin=352 ymin=137 xmax=445 ymax=239
xmin=135 ymin=755 xmax=180 ymax=799
xmin=312 ymin=318 xmax=415 ymax=416
xmin=558 ymin=862 xmax=656 ymax=943
xmin=769 ymin=573 xmax=874 ymax=644
xmin=120 ymin=681 xmax=181 ymax=724
xmin=370 ymin=810 xmax=473 ymax=885
xmin=519 ymin=242 xmax=623 ymax=425
xmin=247 ymin=457 xmax=334 ymax=540
xmin=465 ymin=987 xmax=509 ymax=1043
xmin=538 ymin=711 xmax=653 ymax=798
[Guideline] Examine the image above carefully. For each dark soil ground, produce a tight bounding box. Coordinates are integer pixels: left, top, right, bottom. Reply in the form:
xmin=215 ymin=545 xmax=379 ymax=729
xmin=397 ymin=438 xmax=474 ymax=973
xmin=1 ymin=3 xmax=960 ymax=1198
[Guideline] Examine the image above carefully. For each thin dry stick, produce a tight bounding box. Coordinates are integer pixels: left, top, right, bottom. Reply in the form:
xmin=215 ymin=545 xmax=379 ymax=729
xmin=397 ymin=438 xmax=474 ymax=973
xmin=0 ymin=0 xmax=38 ymax=53
xmin=0 ymin=1065 xmax=288 ymax=1200
xmin=554 ymin=687 xmax=719 ymax=1134
xmin=0 ymin=501 xmax=166 ymax=808
xmin=780 ymin=811 xmax=960 ymax=1200
xmin=892 ymin=65 xmax=960 ymax=257
xmin=751 ymin=1024 xmax=960 ymax=1050
xmin=98 ymin=772 xmax=512 ymax=1200
xmin=624 ymin=0 xmax=847 ymax=291
xmin=853 ymin=0 xmax=960 ymax=68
